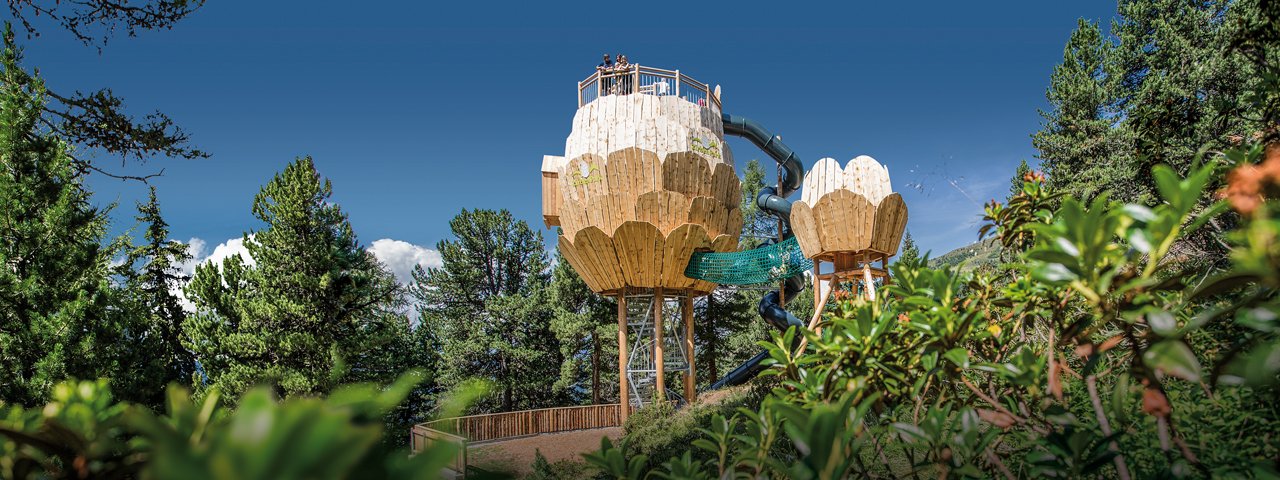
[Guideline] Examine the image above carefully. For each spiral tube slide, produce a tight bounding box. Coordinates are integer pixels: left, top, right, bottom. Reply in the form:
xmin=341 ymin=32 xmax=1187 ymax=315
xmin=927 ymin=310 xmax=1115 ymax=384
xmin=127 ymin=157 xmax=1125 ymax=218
xmin=708 ymin=113 xmax=807 ymax=390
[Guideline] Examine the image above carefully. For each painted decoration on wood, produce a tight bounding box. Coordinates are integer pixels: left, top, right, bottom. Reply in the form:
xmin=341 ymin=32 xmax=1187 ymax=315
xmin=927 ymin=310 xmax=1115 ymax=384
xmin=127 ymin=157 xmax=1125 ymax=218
xmin=547 ymin=94 xmax=740 ymax=295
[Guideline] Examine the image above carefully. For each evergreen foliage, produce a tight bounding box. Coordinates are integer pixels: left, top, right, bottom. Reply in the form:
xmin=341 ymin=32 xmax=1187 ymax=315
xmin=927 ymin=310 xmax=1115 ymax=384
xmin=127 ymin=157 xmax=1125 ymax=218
xmin=548 ymin=251 xmax=617 ymax=404
xmin=896 ymin=230 xmax=921 ymax=267
xmin=694 ymin=288 xmax=758 ymax=383
xmin=184 ymin=157 xmax=407 ymax=401
xmin=0 ymin=32 xmax=118 ymax=407
xmin=411 ymin=208 xmax=566 ymax=412
xmin=112 ymin=186 xmax=197 ymax=408
xmin=1034 ymin=2 xmax=1277 ymax=255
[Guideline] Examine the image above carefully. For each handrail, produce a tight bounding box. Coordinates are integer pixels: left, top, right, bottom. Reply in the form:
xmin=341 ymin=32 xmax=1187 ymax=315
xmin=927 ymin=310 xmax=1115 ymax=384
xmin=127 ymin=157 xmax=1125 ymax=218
xmin=419 ymin=403 xmax=622 ymax=443
xmin=410 ymin=425 xmax=468 ymax=476
xmin=578 ymin=64 xmax=719 ymax=110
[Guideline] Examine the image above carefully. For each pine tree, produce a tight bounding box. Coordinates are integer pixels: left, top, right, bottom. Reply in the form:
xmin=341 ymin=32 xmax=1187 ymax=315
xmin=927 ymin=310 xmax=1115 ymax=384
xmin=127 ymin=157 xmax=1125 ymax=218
xmin=1008 ymin=160 xmax=1031 ymax=200
xmin=739 ymin=159 xmax=776 ymax=249
xmin=897 ymin=230 xmax=921 ymax=267
xmin=694 ymin=287 xmax=759 ymax=384
xmin=1113 ymin=0 xmax=1254 ymax=184
xmin=0 ymin=30 xmax=117 ymax=406
xmin=548 ymin=250 xmax=617 ymax=404
xmin=1032 ymin=18 xmax=1137 ymax=204
xmin=410 ymin=209 xmax=564 ymax=412
xmin=184 ymin=157 xmax=405 ymax=401
xmin=1035 ymin=2 xmax=1266 ymax=255
xmin=113 ymin=186 xmax=196 ymax=407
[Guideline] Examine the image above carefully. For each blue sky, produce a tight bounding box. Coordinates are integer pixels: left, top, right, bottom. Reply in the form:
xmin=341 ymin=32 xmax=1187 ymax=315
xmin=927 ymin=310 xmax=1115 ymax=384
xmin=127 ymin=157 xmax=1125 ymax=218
xmin=20 ymin=1 xmax=1118 ymax=276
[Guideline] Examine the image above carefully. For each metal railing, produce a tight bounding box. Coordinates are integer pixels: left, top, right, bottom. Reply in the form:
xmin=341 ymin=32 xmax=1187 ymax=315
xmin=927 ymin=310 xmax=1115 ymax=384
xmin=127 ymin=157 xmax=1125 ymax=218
xmin=578 ymin=64 xmax=720 ymax=109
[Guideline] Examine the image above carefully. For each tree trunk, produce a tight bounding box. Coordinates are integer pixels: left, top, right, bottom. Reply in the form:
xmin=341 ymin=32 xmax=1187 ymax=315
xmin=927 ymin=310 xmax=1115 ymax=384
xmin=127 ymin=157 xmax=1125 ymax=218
xmin=591 ymin=334 xmax=600 ymax=404
xmin=500 ymin=352 xmax=512 ymax=411
xmin=708 ymin=348 xmax=718 ymax=383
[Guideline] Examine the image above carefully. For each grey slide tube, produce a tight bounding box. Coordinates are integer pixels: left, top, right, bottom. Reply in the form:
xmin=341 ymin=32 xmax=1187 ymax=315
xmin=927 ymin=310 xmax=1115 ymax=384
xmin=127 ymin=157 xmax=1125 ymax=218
xmin=709 ymin=113 xmax=807 ymax=390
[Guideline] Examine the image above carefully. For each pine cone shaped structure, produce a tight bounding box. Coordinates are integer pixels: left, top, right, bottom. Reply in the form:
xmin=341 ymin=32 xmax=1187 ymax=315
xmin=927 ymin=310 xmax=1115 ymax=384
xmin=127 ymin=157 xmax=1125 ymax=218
xmin=549 ymin=95 xmax=740 ymax=295
xmin=790 ymin=155 xmax=909 ymax=261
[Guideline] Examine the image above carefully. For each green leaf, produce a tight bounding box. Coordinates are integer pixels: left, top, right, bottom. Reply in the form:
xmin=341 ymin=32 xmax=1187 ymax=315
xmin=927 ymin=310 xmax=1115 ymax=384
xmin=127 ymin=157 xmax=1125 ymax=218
xmin=1032 ymin=263 xmax=1078 ymax=283
xmin=1122 ymin=204 xmax=1157 ymax=223
xmin=944 ymin=348 xmax=970 ymax=369
xmin=1143 ymin=340 xmax=1202 ymax=382
xmin=1223 ymin=342 xmax=1280 ymax=387
xmin=1147 ymin=311 xmax=1178 ymax=337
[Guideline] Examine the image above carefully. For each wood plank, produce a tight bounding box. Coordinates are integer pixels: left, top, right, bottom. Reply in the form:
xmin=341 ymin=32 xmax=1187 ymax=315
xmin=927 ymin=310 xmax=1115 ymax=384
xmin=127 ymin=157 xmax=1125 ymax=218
xmin=874 ymin=193 xmax=909 ymax=255
xmin=612 ymin=221 xmax=664 ymax=288
xmin=654 ymin=288 xmax=665 ymax=402
xmin=723 ymin=207 xmax=743 ymax=238
xmin=575 ymin=226 xmax=625 ymax=292
xmin=687 ymin=196 xmax=725 ymax=238
xmin=682 ymin=295 xmax=696 ymax=403
xmin=558 ymin=236 xmax=603 ymax=293
xmin=663 ymin=191 xmax=692 ymax=235
xmin=789 ymin=201 xmax=822 ymax=258
xmin=618 ymin=295 xmax=629 ymax=420
xmin=662 ymin=151 xmax=710 ymax=199
xmin=661 ymin=223 xmax=710 ymax=289
xmin=804 ymin=157 xmax=842 ymax=206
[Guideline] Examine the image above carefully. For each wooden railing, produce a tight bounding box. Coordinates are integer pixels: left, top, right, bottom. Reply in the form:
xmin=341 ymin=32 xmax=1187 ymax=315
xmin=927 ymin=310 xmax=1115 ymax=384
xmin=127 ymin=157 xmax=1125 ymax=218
xmin=410 ymin=425 xmax=468 ymax=476
xmin=578 ymin=64 xmax=719 ymax=109
xmin=418 ymin=403 xmax=622 ymax=444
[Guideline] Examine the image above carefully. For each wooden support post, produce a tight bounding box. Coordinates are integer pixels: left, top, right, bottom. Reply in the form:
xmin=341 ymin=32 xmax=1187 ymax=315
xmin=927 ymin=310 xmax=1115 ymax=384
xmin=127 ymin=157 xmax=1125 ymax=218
xmin=776 ymin=170 xmax=786 ymax=307
xmin=617 ymin=293 xmax=629 ymax=421
xmin=682 ymin=295 xmax=696 ymax=403
xmin=863 ymin=264 xmax=875 ymax=301
xmin=812 ymin=263 xmax=820 ymax=311
xmin=654 ymin=288 xmax=666 ymax=402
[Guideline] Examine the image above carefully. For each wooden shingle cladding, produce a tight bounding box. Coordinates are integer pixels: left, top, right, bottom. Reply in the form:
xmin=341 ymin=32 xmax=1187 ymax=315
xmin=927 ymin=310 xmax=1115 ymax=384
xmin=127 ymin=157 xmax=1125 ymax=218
xmin=790 ymin=156 xmax=909 ymax=274
xmin=545 ymin=93 xmax=739 ymax=296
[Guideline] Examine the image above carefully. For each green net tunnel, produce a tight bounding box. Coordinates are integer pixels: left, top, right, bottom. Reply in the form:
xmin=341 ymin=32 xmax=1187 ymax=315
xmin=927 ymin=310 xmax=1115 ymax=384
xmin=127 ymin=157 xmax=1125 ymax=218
xmin=684 ymin=237 xmax=811 ymax=285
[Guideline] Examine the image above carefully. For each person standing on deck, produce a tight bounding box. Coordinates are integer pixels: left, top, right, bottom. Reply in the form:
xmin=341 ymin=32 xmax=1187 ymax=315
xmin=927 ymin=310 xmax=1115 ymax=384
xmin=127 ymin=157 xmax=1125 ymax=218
xmin=597 ymin=54 xmax=615 ymax=95
xmin=616 ymin=54 xmax=632 ymax=94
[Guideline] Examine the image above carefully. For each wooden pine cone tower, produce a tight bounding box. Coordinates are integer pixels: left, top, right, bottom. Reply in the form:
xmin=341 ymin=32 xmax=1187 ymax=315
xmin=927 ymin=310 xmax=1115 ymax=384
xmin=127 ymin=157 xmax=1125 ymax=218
xmin=541 ymin=66 xmax=738 ymax=418
xmin=791 ymin=156 xmax=909 ymax=297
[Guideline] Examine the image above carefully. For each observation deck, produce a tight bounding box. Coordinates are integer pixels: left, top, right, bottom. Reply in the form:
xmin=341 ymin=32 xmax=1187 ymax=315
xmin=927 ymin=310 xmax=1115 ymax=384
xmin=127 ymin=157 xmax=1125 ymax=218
xmin=577 ymin=64 xmax=721 ymax=110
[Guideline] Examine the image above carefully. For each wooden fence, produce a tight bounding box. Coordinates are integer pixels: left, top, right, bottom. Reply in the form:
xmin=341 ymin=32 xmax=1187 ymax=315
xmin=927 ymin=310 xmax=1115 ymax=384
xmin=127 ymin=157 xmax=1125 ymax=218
xmin=409 ymin=424 xmax=468 ymax=476
xmin=417 ymin=403 xmax=622 ymax=444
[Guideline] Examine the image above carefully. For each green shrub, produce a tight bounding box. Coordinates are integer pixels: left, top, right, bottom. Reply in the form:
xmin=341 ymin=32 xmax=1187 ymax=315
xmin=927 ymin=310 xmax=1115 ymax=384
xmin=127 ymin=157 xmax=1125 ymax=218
xmin=0 ymin=374 xmax=483 ymax=479
xmin=618 ymin=385 xmax=763 ymax=468
xmin=585 ymin=146 xmax=1280 ymax=478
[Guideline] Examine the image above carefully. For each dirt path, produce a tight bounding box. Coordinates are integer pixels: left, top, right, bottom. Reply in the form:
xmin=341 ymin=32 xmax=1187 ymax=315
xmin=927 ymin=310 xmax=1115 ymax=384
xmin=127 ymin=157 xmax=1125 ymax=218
xmin=467 ymin=427 xmax=622 ymax=477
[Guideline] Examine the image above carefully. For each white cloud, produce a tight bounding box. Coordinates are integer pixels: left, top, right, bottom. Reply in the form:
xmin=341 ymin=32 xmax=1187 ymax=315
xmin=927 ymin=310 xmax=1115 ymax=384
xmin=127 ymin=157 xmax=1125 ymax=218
xmin=169 ymin=236 xmax=436 ymax=313
xmin=368 ymin=238 xmax=442 ymax=284
xmin=205 ymin=236 xmax=255 ymax=268
xmin=176 ymin=236 xmax=254 ymax=277
xmin=171 ymin=236 xmax=254 ymax=312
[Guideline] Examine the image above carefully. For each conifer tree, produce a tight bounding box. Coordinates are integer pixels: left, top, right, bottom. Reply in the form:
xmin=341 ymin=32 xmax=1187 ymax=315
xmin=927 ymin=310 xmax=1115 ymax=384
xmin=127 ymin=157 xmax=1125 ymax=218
xmin=113 ymin=186 xmax=196 ymax=407
xmin=548 ymin=251 xmax=617 ymax=404
xmin=694 ymin=288 xmax=758 ymax=383
xmin=410 ymin=209 xmax=564 ymax=412
xmin=739 ymin=159 xmax=776 ymax=249
xmin=1008 ymin=160 xmax=1031 ymax=200
xmin=897 ymin=230 xmax=921 ymax=267
xmin=1032 ymin=18 xmax=1137 ymax=204
xmin=184 ymin=157 xmax=405 ymax=401
xmin=0 ymin=31 xmax=116 ymax=406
